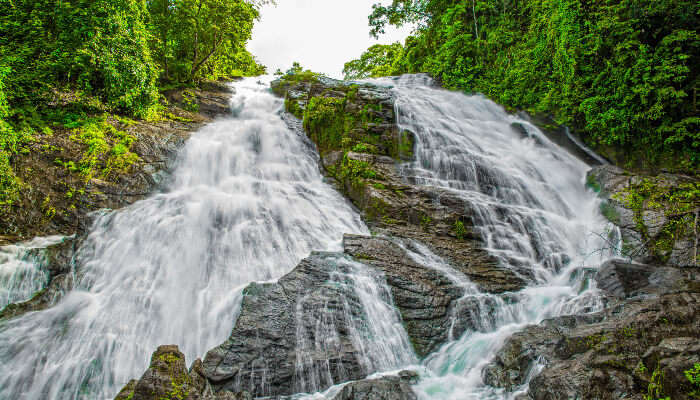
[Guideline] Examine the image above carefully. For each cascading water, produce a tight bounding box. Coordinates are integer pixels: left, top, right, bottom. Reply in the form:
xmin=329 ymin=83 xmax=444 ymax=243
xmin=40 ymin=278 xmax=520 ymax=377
xmin=293 ymin=255 xmax=416 ymax=395
xmin=0 ymin=77 xmax=367 ymax=399
xmin=385 ymin=74 xmax=618 ymax=399
xmin=0 ymin=235 xmax=66 ymax=308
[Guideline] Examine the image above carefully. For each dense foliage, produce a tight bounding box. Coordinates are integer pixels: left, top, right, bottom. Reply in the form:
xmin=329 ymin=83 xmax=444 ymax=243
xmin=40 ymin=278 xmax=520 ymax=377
xmin=147 ymin=0 xmax=266 ymax=83
xmin=343 ymin=43 xmax=405 ymax=80
xmin=347 ymin=0 xmax=700 ymax=172
xmin=0 ymin=0 xmax=266 ymax=212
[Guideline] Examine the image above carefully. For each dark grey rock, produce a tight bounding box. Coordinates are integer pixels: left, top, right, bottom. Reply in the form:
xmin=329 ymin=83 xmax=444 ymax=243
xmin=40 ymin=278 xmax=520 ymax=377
xmin=331 ymin=372 xmax=418 ymax=400
xmin=484 ymin=264 xmax=700 ymax=400
xmin=595 ymin=259 xmax=700 ymax=299
xmin=203 ymin=253 xmax=388 ymax=397
xmin=343 ymin=235 xmax=465 ymax=357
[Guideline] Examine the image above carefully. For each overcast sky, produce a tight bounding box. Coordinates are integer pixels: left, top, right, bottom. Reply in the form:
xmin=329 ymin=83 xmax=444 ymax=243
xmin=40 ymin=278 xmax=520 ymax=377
xmin=248 ymin=0 xmax=413 ymax=78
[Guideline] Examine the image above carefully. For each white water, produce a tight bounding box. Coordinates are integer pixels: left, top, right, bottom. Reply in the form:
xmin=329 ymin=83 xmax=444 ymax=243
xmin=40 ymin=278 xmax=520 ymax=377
xmin=0 ymin=77 xmax=367 ymax=399
xmin=293 ymin=255 xmax=416 ymax=395
xmin=0 ymin=236 xmax=66 ymax=308
xmin=386 ymin=74 xmax=618 ymax=399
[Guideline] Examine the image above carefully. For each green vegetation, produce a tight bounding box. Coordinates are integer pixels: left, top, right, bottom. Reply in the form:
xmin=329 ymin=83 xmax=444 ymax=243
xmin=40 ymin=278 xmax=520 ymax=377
xmin=348 ymin=0 xmax=699 ymax=172
xmin=454 ymin=220 xmax=467 ymax=239
xmin=343 ymin=43 xmax=405 ymax=80
xmin=0 ymin=0 xmax=267 ymax=215
xmin=614 ymin=178 xmax=699 ymax=263
xmin=66 ymin=116 xmax=140 ymax=182
xmin=686 ymin=363 xmax=700 ymax=398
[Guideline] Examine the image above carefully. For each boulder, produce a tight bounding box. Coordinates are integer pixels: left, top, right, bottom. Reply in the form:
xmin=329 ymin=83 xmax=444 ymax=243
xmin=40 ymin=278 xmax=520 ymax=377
xmin=203 ymin=252 xmax=399 ymax=397
xmin=331 ymin=371 xmax=419 ymax=400
xmin=114 ymin=345 xmax=249 ymax=400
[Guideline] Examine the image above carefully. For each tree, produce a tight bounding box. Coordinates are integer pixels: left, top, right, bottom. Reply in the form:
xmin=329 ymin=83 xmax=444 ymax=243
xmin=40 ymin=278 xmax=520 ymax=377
xmin=148 ymin=0 xmax=263 ymax=82
xmin=343 ymin=43 xmax=405 ymax=80
xmin=0 ymin=0 xmax=160 ymax=116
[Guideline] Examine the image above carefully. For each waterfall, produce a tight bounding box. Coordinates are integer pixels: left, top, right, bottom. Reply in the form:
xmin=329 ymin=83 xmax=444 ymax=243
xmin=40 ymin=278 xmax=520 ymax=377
xmin=0 ymin=77 xmax=367 ymax=399
xmin=293 ymin=255 xmax=416 ymax=395
xmin=0 ymin=236 xmax=66 ymax=308
xmin=1 ymin=73 xmax=619 ymax=400
xmin=386 ymin=74 xmax=617 ymax=399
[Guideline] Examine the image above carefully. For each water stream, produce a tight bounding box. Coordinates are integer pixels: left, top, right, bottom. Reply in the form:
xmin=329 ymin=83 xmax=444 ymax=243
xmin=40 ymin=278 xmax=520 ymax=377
xmin=386 ymin=74 xmax=617 ymax=399
xmin=0 ymin=77 xmax=367 ymax=399
xmin=0 ymin=235 xmax=66 ymax=309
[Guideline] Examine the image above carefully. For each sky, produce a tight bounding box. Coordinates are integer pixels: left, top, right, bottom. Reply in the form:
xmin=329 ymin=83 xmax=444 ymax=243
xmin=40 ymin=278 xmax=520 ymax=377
xmin=248 ymin=0 xmax=413 ymax=79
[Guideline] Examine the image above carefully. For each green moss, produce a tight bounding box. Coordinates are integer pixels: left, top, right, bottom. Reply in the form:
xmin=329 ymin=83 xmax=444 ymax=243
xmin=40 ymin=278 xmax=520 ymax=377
xmin=68 ymin=116 xmax=140 ymax=182
xmin=382 ymin=215 xmax=399 ymax=225
xmin=454 ymin=220 xmax=467 ymax=240
xmin=365 ymin=197 xmax=391 ymax=222
xmin=336 ymin=156 xmax=378 ymax=188
xmin=420 ymin=214 xmax=432 ymax=231
xmin=685 ymin=363 xmax=700 ymax=398
xmin=644 ymin=365 xmax=669 ymax=400
xmin=303 ymin=97 xmax=346 ymax=152
xmin=614 ymin=178 xmax=699 ymax=263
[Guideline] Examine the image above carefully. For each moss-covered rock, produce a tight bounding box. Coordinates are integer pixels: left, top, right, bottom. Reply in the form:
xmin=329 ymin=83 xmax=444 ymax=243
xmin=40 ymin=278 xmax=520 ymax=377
xmin=271 ymin=73 xmax=525 ymax=294
xmin=114 ymin=345 xmax=250 ymax=400
xmin=587 ymin=165 xmax=699 ymax=266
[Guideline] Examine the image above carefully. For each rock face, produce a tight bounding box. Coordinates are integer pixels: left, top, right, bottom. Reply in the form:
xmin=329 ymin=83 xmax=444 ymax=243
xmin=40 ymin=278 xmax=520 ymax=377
xmin=203 ymin=252 xmax=395 ymax=397
xmin=484 ymin=261 xmax=700 ymax=400
xmin=587 ymin=165 xmax=698 ymax=266
xmin=114 ymin=345 xmax=250 ymax=400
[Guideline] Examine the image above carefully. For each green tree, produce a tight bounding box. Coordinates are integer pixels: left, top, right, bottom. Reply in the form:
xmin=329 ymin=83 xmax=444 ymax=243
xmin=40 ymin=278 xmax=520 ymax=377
xmin=0 ymin=0 xmax=160 ymax=117
xmin=147 ymin=0 xmax=264 ymax=82
xmin=343 ymin=43 xmax=405 ymax=80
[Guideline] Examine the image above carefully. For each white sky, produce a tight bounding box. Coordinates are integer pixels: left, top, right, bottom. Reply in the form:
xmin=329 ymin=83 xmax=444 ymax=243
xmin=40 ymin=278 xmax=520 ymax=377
xmin=248 ymin=0 xmax=413 ymax=78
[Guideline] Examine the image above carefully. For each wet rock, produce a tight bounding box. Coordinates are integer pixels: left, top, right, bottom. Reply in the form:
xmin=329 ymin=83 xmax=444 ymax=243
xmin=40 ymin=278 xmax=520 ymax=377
xmin=343 ymin=234 xmax=465 ymax=357
xmin=331 ymin=372 xmax=418 ymax=400
xmin=594 ymin=259 xmax=698 ymax=299
xmin=484 ymin=264 xmax=700 ymax=400
xmin=203 ymin=253 xmax=387 ymax=397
